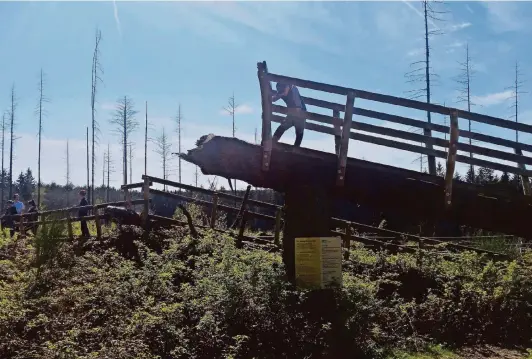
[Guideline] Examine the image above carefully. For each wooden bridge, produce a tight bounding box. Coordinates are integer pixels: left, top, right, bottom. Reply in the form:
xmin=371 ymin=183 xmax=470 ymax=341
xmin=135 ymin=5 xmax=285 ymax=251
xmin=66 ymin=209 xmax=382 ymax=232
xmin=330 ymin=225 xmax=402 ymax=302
xmin=178 ymin=61 xmax=532 ymax=280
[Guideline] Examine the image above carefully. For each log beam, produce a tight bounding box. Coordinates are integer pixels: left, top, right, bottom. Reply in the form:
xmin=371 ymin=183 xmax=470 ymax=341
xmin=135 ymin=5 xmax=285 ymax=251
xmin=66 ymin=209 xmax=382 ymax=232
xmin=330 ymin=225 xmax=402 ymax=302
xmin=180 ymin=135 xmax=532 ymax=239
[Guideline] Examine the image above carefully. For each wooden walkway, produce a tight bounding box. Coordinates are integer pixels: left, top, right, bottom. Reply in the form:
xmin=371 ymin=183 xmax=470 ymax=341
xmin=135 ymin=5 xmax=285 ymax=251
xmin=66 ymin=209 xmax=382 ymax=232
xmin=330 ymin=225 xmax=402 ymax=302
xmin=178 ymin=61 xmax=532 ymax=240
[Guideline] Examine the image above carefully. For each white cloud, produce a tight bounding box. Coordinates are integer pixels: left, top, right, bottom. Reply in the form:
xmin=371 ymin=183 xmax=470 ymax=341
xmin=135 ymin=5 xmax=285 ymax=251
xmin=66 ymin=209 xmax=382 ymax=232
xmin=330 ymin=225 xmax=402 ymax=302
xmin=219 ymin=103 xmax=254 ymax=116
xmin=471 ymin=90 xmax=513 ymax=107
xmin=448 ymin=22 xmax=471 ymax=32
xmin=407 ymin=48 xmax=423 ymax=57
xmin=483 ymin=2 xmax=529 ymax=33
xmin=112 ymin=0 xmax=122 ymax=38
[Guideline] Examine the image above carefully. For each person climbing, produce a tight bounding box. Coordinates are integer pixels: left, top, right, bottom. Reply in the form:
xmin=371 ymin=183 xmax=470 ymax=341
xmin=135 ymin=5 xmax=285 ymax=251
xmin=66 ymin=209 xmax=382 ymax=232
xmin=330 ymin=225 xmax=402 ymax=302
xmin=13 ymin=193 xmax=24 ymax=215
xmin=271 ymin=82 xmax=307 ymax=147
xmin=78 ymin=189 xmax=90 ymax=237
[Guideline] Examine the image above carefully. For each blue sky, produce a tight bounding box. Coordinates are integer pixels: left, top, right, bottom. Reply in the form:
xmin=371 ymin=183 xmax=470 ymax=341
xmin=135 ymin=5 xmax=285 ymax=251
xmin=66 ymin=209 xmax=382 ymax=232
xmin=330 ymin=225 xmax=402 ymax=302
xmin=0 ymin=1 xmax=532 ymax=189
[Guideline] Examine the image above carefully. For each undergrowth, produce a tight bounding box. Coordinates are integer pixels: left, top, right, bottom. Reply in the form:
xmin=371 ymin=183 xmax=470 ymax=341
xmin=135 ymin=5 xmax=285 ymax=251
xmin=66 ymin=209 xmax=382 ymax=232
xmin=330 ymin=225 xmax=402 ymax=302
xmin=0 ymin=217 xmax=531 ymax=358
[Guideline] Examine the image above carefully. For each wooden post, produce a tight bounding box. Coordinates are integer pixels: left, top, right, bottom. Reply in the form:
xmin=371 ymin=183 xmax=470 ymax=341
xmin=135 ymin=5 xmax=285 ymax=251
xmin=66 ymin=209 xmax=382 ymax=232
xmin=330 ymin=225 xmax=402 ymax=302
xmin=93 ymin=205 xmax=102 ymax=239
xmin=19 ymin=216 xmax=25 ymax=238
xmin=343 ymin=222 xmax=352 ymax=260
xmin=66 ymin=211 xmax=73 ymax=240
xmin=231 ymin=185 xmax=251 ymax=229
xmin=282 ymin=185 xmax=332 ymax=283
xmin=444 ymin=110 xmax=459 ymax=208
xmin=210 ymin=193 xmax=219 ymax=228
xmin=41 ymin=213 xmax=47 ymax=235
xmin=337 ymin=92 xmax=355 ymax=186
xmin=142 ymin=176 xmax=150 ymax=226
xmin=124 ymin=188 xmax=132 ymax=209
xmin=257 ymin=61 xmax=273 ymax=172
xmin=273 ymin=206 xmax=283 ymax=246
xmin=514 ymin=147 xmax=531 ymax=196
xmin=237 ymin=212 xmax=247 ymax=249
xmin=333 ymin=109 xmax=341 ymax=156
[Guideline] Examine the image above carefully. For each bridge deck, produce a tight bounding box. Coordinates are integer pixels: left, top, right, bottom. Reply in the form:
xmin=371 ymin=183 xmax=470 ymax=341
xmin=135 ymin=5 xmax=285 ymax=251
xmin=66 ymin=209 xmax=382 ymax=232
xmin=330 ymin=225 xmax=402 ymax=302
xmin=181 ymin=135 xmax=532 ymax=239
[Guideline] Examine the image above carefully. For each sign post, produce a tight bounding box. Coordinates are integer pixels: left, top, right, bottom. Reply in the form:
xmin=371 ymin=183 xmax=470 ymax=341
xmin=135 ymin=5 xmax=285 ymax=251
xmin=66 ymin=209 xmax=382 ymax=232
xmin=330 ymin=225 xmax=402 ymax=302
xmin=295 ymin=237 xmax=342 ymax=290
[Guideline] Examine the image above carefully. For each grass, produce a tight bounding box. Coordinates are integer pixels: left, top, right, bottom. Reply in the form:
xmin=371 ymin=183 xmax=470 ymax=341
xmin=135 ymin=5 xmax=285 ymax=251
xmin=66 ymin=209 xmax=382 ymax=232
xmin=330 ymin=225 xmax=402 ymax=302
xmin=389 ymin=345 xmax=458 ymax=359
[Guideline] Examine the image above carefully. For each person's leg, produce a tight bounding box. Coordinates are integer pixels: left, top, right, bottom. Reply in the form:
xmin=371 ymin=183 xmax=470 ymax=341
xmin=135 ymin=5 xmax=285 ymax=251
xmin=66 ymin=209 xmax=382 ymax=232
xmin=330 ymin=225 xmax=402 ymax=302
xmin=81 ymin=220 xmax=89 ymax=236
xmin=272 ymin=117 xmax=294 ymax=143
xmin=293 ymin=113 xmax=306 ymax=147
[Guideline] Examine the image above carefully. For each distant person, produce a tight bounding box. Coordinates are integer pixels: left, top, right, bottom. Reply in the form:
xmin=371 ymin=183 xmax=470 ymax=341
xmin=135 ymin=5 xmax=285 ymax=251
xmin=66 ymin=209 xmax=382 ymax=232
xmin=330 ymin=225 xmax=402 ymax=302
xmin=271 ymin=82 xmax=307 ymax=147
xmin=78 ymin=190 xmax=90 ymax=237
xmin=3 ymin=200 xmax=17 ymax=238
xmin=26 ymin=199 xmax=38 ymax=235
xmin=13 ymin=193 xmax=24 ymax=214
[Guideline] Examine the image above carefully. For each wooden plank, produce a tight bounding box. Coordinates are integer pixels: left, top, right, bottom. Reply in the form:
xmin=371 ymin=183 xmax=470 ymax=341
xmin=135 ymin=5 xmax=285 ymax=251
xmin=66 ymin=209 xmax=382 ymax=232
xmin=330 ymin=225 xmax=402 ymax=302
xmin=444 ymin=110 xmax=460 ymax=208
xmin=272 ymin=106 xmax=532 ymax=166
xmin=232 ymin=185 xmax=251 ymax=228
xmin=94 ymin=206 xmax=102 ymax=239
xmin=257 ymin=61 xmax=273 ymax=171
xmin=143 ymin=174 xmax=280 ymax=210
xmin=337 ymin=92 xmax=355 ymax=186
xmin=303 ymin=96 xmax=532 ymax=153
xmin=333 ymin=109 xmax=341 ymax=155
xmin=343 ymin=222 xmax=351 ymax=260
xmin=150 ymin=189 xmax=277 ymax=221
xmin=515 ymin=147 xmax=531 ymax=196
xmin=281 ymin=119 xmax=532 ymax=177
xmin=267 ymin=72 xmax=532 ymax=134
xmin=210 ymin=193 xmax=219 ymax=228
xmin=121 ymin=181 xmax=153 ymax=190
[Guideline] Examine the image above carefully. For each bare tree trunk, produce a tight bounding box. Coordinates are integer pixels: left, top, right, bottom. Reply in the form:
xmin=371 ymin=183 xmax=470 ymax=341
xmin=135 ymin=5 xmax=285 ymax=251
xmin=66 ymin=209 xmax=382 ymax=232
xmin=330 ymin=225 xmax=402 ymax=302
xmin=66 ymin=140 xmax=71 ymax=205
xmin=91 ymin=30 xmax=103 ymax=207
xmin=106 ymin=143 xmax=111 ymax=202
xmin=9 ymin=84 xmax=16 ymax=199
xmin=123 ymin=96 xmax=128 ymax=186
xmin=175 ymin=104 xmax=183 ymax=185
xmin=37 ymin=69 xmax=46 ymax=208
xmin=1 ymin=112 xmax=5 ymax=210
xmin=129 ymin=143 xmax=133 ymax=183
xmin=154 ymin=128 xmax=171 ymax=191
xmin=144 ymin=101 xmax=148 ymax=176
xmin=223 ymin=93 xmax=240 ymax=192
xmin=86 ymin=127 xmax=90 ymax=203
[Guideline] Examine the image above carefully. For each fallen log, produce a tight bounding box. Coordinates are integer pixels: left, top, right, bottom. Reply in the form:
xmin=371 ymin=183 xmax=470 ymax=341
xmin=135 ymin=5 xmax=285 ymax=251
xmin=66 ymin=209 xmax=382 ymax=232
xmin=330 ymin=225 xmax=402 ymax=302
xmin=180 ymin=135 xmax=532 ymax=239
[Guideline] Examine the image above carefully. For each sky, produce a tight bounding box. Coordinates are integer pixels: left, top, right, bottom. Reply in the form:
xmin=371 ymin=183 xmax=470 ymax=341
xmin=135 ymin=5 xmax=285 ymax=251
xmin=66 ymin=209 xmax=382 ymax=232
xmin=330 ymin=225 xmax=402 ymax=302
xmin=0 ymin=1 xmax=532 ymax=191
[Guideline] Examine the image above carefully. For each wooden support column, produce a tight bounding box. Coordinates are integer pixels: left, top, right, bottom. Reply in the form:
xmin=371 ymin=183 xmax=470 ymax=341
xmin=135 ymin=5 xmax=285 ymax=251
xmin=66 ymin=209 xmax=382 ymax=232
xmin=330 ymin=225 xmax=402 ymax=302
xmin=237 ymin=212 xmax=247 ymax=249
xmin=93 ymin=206 xmax=102 ymax=239
xmin=444 ymin=110 xmax=459 ymax=208
xmin=210 ymin=193 xmax=219 ymax=228
xmin=333 ymin=109 xmax=341 ymax=156
xmin=66 ymin=212 xmax=73 ymax=240
xmin=337 ymin=92 xmax=355 ymax=186
xmin=232 ymin=185 xmax=251 ymax=229
xmin=257 ymin=61 xmax=273 ymax=172
xmin=343 ymin=222 xmax=352 ymax=261
xmin=282 ymin=185 xmax=332 ymax=283
xmin=514 ymin=148 xmax=531 ymax=196
xmin=142 ymin=176 xmax=150 ymax=227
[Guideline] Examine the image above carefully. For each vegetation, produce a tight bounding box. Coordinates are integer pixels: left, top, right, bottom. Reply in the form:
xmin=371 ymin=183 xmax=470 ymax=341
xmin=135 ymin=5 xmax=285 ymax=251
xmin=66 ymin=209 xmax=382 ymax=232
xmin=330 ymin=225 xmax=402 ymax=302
xmin=0 ymin=204 xmax=530 ymax=358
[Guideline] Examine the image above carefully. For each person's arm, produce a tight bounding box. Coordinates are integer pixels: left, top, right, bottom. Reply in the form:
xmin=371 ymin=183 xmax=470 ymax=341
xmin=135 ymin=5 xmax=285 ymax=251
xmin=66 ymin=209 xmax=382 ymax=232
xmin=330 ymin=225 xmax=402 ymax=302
xmin=271 ymin=85 xmax=290 ymax=102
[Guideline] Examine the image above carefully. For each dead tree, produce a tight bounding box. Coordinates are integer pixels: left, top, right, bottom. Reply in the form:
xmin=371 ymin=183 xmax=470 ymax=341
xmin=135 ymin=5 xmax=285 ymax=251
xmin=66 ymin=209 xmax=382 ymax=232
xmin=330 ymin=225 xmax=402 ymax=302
xmin=91 ymin=29 xmax=103 ymax=206
xmin=223 ymin=93 xmax=240 ymax=191
xmin=65 ymin=140 xmax=71 ymax=205
xmin=454 ymin=43 xmax=477 ymax=176
xmin=8 ymin=84 xmax=17 ymax=199
xmin=144 ymin=101 xmax=148 ymax=176
xmin=129 ymin=143 xmax=134 ymax=183
xmin=109 ymin=96 xmax=139 ymax=187
xmin=175 ymin=104 xmax=183 ymax=185
xmin=105 ymin=143 xmax=115 ymax=202
xmin=1 ymin=111 xmax=6 ymax=210
xmin=404 ymin=0 xmax=447 ymax=176
xmin=36 ymin=69 xmax=49 ymax=208
xmin=507 ymin=61 xmax=527 ymax=144
xmin=86 ymin=127 xmax=90 ymax=201
xmin=153 ymin=128 xmax=171 ymax=190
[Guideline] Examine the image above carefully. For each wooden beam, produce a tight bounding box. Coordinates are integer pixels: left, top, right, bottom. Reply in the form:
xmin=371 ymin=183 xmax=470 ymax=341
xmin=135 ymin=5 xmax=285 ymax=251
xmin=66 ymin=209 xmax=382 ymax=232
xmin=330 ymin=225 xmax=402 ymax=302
xmin=303 ymin=96 xmax=532 ymax=154
xmin=121 ymin=181 xmax=153 ymax=190
xmin=444 ymin=110 xmax=459 ymax=208
xmin=143 ymin=174 xmax=280 ymax=210
xmin=337 ymin=92 xmax=355 ymax=186
xmin=179 ymin=135 xmax=532 ymax=239
xmin=257 ymin=61 xmax=273 ymax=171
xmin=333 ymin=109 xmax=341 ymax=155
xmin=210 ymin=193 xmax=219 ymax=228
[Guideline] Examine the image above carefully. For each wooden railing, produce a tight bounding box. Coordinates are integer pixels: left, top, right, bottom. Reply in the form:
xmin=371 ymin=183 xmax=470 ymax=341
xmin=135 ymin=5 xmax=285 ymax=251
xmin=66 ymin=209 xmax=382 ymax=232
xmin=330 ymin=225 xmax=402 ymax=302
xmin=0 ymin=199 xmax=149 ymax=240
xmin=257 ymin=61 xmax=532 ymax=203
